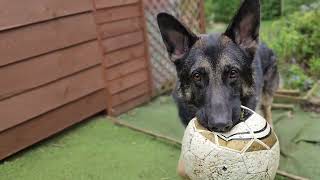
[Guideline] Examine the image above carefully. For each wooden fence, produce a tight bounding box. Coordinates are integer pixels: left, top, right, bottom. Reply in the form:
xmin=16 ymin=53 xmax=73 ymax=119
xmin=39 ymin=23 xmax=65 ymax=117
xmin=92 ymin=0 xmax=153 ymax=115
xmin=0 ymin=0 xmax=204 ymax=160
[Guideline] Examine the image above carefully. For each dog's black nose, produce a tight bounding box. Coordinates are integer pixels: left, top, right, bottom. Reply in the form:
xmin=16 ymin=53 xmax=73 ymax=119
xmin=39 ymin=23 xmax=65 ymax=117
xmin=208 ymin=121 xmax=233 ymax=132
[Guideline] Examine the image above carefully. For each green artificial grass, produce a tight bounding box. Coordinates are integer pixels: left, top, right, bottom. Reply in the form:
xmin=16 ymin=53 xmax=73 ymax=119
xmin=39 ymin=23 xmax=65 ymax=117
xmin=1 ymin=96 xmax=319 ymax=180
xmin=273 ymin=109 xmax=320 ymax=179
xmin=0 ymin=117 xmax=181 ymax=180
xmin=119 ymin=96 xmax=184 ymax=141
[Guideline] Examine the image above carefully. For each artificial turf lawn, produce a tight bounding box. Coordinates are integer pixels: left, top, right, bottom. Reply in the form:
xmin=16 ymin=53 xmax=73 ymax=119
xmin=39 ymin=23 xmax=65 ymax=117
xmin=0 ymin=116 xmax=181 ymax=180
xmin=1 ymin=96 xmax=319 ymax=180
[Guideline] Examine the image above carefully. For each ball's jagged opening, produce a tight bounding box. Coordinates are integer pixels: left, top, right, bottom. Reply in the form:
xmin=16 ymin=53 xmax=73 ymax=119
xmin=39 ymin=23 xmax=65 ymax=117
xmin=180 ymin=106 xmax=280 ymax=180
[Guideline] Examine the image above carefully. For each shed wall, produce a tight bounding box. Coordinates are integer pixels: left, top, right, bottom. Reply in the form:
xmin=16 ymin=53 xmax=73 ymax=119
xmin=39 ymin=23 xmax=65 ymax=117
xmin=0 ymin=0 xmax=152 ymax=160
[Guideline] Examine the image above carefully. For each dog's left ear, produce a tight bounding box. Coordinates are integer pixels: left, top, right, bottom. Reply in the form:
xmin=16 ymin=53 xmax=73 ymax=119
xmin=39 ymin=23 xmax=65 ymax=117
xmin=224 ymin=0 xmax=260 ymax=58
xmin=157 ymin=13 xmax=198 ymax=63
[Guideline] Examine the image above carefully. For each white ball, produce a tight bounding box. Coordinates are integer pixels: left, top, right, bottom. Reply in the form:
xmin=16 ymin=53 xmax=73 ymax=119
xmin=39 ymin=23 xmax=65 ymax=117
xmin=181 ymin=106 xmax=280 ymax=180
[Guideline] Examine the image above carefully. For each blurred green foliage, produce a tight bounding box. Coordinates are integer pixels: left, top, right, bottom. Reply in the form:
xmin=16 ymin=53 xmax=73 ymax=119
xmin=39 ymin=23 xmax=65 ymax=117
xmin=283 ymin=0 xmax=319 ymax=15
xmin=205 ymin=0 xmax=281 ymax=23
xmin=205 ymin=0 xmax=319 ymax=22
xmin=261 ymin=0 xmax=281 ymax=20
xmin=309 ymin=56 xmax=320 ymax=78
xmin=286 ymin=65 xmax=313 ymax=90
xmin=262 ymin=7 xmax=320 ymax=90
xmin=204 ymin=0 xmax=240 ymax=23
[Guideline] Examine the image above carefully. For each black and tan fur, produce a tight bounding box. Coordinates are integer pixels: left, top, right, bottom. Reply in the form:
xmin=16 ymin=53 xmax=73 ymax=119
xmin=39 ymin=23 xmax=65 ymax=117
xmin=157 ymin=0 xmax=279 ymax=132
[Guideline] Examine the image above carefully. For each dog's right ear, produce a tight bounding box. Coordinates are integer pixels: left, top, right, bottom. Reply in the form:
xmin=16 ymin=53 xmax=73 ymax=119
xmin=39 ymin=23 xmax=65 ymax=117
xmin=224 ymin=0 xmax=260 ymax=58
xmin=157 ymin=13 xmax=198 ymax=63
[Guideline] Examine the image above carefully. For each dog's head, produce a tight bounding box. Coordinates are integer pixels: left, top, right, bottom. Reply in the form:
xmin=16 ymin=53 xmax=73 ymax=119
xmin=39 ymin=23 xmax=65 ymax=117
xmin=157 ymin=0 xmax=260 ymax=132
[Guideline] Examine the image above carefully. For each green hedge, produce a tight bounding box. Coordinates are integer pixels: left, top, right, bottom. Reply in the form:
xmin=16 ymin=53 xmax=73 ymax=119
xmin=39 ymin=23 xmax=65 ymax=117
xmin=262 ymin=7 xmax=320 ymax=90
xmin=283 ymin=0 xmax=319 ymax=15
xmin=261 ymin=0 xmax=281 ymax=20
xmin=206 ymin=0 xmax=240 ymax=23
xmin=205 ymin=0 xmax=281 ymax=23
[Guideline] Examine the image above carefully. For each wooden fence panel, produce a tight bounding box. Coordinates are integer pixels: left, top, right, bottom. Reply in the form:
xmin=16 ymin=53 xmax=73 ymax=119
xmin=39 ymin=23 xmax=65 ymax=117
xmin=111 ymin=82 xmax=149 ymax=106
xmin=93 ymin=0 xmax=152 ymax=116
xmin=104 ymin=43 xmax=145 ymax=67
xmin=0 ymin=0 xmax=154 ymax=160
xmin=99 ymin=17 xmax=142 ymax=39
xmin=0 ymin=66 xmax=104 ymax=132
xmin=95 ymin=0 xmax=139 ymax=9
xmin=108 ymin=69 xmax=148 ymax=94
xmin=0 ymin=2 xmax=106 ymax=160
xmin=95 ymin=4 xmax=141 ymax=24
xmin=0 ymin=90 xmax=106 ymax=160
xmin=102 ymin=31 xmax=144 ymax=53
xmin=106 ymin=57 xmax=146 ymax=81
xmin=0 ymin=13 xmax=97 ymax=67
xmin=112 ymin=94 xmax=150 ymax=115
xmin=0 ymin=0 xmax=93 ymax=31
xmin=0 ymin=40 xmax=101 ymax=100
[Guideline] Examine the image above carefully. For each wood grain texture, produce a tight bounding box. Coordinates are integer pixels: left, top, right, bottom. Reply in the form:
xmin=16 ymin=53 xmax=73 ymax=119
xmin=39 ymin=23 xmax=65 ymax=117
xmin=92 ymin=0 xmax=151 ymax=116
xmin=0 ymin=41 xmax=101 ymax=100
xmin=99 ymin=17 xmax=142 ymax=39
xmin=0 ymin=0 xmax=92 ymax=31
xmin=102 ymin=31 xmax=144 ymax=53
xmin=111 ymin=94 xmax=149 ymax=115
xmin=0 ymin=13 xmax=96 ymax=67
xmin=108 ymin=69 xmax=148 ymax=94
xmin=111 ymin=82 xmax=149 ymax=106
xmin=95 ymin=4 xmax=141 ymax=24
xmin=95 ymin=0 xmax=139 ymax=9
xmin=139 ymin=0 xmax=154 ymax=98
xmin=0 ymin=90 xmax=106 ymax=160
xmin=106 ymin=57 xmax=146 ymax=80
xmin=104 ymin=43 xmax=145 ymax=67
xmin=0 ymin=66 xmax=104 ymax=132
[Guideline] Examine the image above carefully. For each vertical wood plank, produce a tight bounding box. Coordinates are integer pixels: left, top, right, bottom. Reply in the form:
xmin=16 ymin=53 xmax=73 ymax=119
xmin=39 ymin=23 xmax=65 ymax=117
xmin=91 ymin=0 xmax=113 ymax=115
xmin=199 ymin=0 xmax=206 ymax=33
xmin=139 ymin=0 xmax=154 ymax=97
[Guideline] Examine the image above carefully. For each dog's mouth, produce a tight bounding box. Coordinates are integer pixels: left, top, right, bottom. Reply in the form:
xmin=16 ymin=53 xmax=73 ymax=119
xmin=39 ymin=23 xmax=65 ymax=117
xmin=196 ymin=106 xmax=253 ymax=132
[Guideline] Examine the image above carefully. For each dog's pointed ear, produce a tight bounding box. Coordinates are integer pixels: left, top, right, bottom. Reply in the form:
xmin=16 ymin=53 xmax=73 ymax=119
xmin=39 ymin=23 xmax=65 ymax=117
xmin=224 ymin=0 xmax=260 ymax=57
xmin=157 ymin=13 xmax=198 ymax=63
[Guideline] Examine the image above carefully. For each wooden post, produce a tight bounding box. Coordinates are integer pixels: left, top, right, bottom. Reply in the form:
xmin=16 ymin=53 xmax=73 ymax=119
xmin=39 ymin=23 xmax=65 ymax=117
xmin=199 ymin=0 xmax=206 ymax=33
xmin=90 ymin=0 xmax=114 ymax=115
xmin=139 ymin=0 xmax=155 ymax=98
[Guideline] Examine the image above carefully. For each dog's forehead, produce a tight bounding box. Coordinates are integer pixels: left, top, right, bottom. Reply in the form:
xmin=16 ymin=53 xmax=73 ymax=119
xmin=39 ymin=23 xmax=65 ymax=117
xmin=189 ymin=34 xmax=242 ymax=70
xmin=190 ymin=56 xmax=211 ymax=72
xmin=196 ymin=33 xmax=222 ymax=50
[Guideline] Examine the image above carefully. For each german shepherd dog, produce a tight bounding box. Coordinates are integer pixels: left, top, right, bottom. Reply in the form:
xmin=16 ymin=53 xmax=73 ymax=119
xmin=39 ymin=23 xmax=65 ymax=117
xmin=157 ymin=0 xmax=279 ymax=133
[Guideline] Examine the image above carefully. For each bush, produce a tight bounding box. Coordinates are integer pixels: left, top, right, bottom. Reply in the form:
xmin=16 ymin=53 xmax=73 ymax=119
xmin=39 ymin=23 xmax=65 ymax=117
xmin=205 ymin=0 xmax=281 ymax=23
xmin=309 ymin=56 xmax=320 ymax=78
xmin=205 ymin=0 xmax=240 ymax=23
xmin=285 ymin=65 xmax=313 ymax=90
xmin=262 ymin=7 xmax=320 ymax=90
xmin=261 ymin=0 xmax=281 ymax=20
xmin=204 ymin=0 xmax=214 ymax=24
xmin=283 ymin=0 xmax=319 ymax=15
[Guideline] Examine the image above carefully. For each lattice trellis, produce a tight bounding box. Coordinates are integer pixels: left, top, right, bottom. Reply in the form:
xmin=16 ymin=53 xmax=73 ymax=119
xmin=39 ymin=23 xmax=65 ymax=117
xmin=143 ymin=0 xmax=205 ymax=95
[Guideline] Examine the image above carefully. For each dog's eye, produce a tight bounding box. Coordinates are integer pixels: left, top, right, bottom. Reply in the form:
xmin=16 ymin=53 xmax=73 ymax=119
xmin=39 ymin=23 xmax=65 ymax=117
xmin=229 ymin=69 xmax=239 ymax=79
xmin=193 ymin=73 xmax=201 ymax=81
